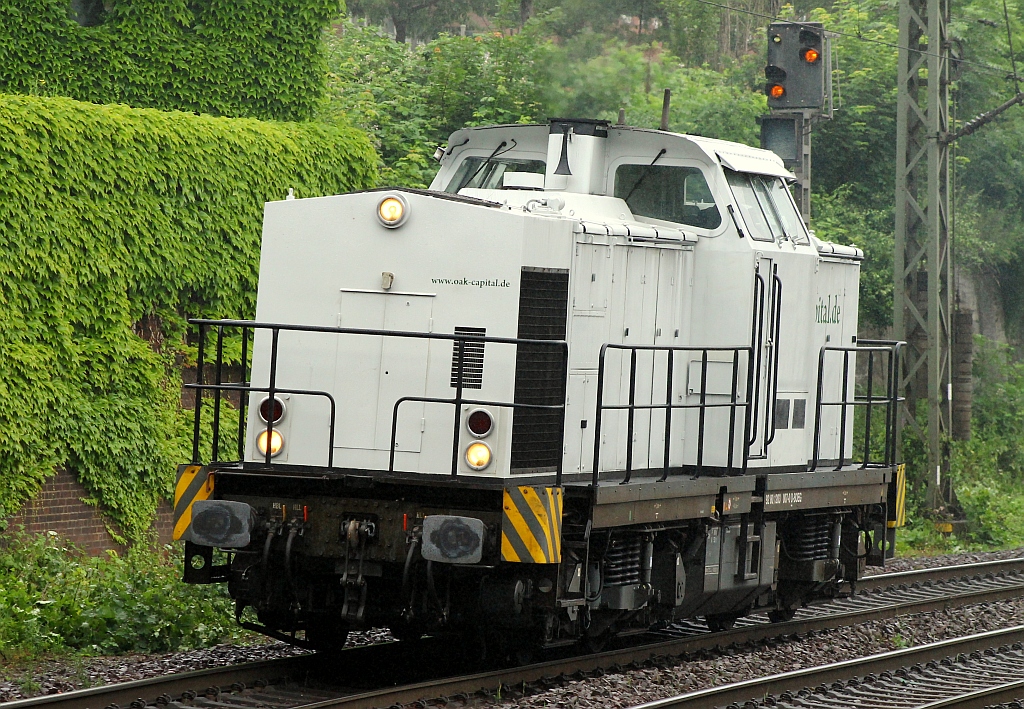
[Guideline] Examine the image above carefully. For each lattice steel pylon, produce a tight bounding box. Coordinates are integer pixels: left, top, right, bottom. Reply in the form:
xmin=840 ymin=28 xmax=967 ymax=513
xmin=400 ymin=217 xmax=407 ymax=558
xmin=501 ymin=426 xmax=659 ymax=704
xmin=894 ymin=0 xmax=952 ymax=509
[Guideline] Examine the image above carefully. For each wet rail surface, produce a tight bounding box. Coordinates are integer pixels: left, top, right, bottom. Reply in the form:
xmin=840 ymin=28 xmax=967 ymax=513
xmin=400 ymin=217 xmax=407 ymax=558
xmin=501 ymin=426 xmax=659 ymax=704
xmin=7 ymin=557 xmax=1024 ymax=709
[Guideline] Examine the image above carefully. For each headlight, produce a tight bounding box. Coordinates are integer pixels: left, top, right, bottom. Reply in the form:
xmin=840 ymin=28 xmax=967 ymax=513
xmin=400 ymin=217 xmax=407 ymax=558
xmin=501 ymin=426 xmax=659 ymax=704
xmin=256 ymin=429 xmax=284 ymax=457
xmin=377 ymin=194 xmax=408 ymax=228
xmin=465 ymin=441 xmax=492 ymax=470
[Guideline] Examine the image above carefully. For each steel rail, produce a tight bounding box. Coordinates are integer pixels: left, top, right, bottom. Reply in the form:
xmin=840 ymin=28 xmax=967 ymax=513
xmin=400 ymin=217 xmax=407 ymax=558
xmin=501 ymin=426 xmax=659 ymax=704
xmin=0 ymin=656 xmax=314 ymax=709
xmin=288 ymin=573 xmax=1024 ymax=709
xmin=858 ymin=556 xmax=1024 ymax=591
xmin=630 ymin=625 xmax=1024 ymax=709
xmin=7 ymin=558 xmax=1024 ymax=709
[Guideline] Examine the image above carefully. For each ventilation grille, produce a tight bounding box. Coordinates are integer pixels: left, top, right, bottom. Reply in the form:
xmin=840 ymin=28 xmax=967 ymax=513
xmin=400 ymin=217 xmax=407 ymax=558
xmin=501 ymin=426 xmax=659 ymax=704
xmin=450 ymin=327 xmax=485 ymax=389
xmin=511 ymin=268 xmax=570 ymax=471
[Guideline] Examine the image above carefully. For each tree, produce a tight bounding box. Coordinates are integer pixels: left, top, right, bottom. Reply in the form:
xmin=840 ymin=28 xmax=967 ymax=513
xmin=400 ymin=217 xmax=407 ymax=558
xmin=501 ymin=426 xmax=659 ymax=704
xmin=348 ymin=0 xmax=494 ymax=42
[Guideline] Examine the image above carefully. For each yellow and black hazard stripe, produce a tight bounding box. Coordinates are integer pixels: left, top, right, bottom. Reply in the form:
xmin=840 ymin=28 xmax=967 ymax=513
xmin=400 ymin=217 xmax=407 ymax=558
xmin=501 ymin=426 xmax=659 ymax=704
xmin=173 ymin=464 xmax=214 ymax=541
xmin=888 ymin=463 xmax=907 ymax=529
xmin=501 ymin=485 xmax=563 ymax=563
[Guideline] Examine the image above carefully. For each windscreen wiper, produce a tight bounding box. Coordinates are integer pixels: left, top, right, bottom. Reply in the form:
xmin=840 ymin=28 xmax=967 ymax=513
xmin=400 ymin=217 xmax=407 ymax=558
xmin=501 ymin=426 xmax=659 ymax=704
xmin=461 ymin=139 xmax=517 ymax=189
xmin=623 ymin=148 xmax=667 ymax=203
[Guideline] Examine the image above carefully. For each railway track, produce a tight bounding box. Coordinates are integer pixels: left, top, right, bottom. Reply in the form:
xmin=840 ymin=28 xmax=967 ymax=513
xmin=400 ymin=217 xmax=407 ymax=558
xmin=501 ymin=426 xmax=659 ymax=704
xmin=8 ymin=557 xmax=1024 ymax=709
xmin=634 ymin=625 xmax=1024 ymax=708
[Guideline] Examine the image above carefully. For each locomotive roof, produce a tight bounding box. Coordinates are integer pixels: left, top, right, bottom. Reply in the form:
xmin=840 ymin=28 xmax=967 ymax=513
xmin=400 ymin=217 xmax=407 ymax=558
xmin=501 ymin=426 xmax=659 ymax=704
xmin=442 ymin=121 xmax=793 ymax=180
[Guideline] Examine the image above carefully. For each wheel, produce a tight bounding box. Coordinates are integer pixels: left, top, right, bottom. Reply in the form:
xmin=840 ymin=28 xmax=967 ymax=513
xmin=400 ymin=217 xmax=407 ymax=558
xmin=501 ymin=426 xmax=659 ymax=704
xmin=389 ymin=622 xmax=425 ymax=642
xmin=581 ymin=631 xmax=610 ymax=653
xmin=767 ymin=606 xmax=798 ymax=623
xmin=306 ymin=626 xmax=350 ymax=653
xmin=705 ymin=613 xmax=740 ymax=632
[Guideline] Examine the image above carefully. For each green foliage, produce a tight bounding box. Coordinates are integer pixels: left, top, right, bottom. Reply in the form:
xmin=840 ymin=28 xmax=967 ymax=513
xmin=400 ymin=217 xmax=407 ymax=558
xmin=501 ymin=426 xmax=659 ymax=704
xmin=348 ymin=0 xmax=493 ymax=43
xmin=807 ymin=0 xmax=900 ymax=205
xmin=534 ymin=38 xmax=765 ymax=144
xmin=322 ymin=21 xmax=765 ymax=186
xmin=0 ymin=533 xmax=244 ymax=655
xmin=323 ymin=20 xmax=546 ymax=186
xmin=0 ymin=93 xmax=376 ymax=539
xmin=811 ymin=188 xmax=894 ymax=330
xmin=900 ymin=339 xmax=1024 ymax=550
xmin=0 ymin=0 xmax=341 ymax=121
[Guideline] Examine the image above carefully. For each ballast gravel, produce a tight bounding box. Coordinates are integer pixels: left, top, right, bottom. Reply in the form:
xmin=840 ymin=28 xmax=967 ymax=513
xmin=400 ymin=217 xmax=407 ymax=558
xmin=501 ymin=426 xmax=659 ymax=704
xmin=0 ymin=628 xmax=391 ymax=703
xmin=493 ymin=585 xmax=1024 ymax=708
xmin=1 ymin=548 xmax=1022 ymax=704
xmin=863 ymin=546 xmax=1024 ymax=575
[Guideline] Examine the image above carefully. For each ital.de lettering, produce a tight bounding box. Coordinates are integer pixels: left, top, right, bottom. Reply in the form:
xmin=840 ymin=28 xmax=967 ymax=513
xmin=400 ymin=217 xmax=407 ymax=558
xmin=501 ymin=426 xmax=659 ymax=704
xmin=816 ymin=295 xmax=841 ymax=324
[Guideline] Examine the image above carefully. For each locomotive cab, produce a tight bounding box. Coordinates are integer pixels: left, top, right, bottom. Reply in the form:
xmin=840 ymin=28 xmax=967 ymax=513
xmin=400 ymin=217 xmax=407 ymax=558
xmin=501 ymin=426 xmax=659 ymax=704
xmin=175 ymin=118 xmax=904 ymax=655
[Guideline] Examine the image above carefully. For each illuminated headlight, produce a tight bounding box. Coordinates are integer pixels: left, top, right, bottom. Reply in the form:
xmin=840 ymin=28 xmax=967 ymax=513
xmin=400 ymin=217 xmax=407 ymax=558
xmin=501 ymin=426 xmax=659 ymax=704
xmin=465 ymin=441 xmax=492 ymax=470
xmin=377 ymin=194 xmax=408 ymax=228
xmin=256 ymin=429 xmax=284 ymax=457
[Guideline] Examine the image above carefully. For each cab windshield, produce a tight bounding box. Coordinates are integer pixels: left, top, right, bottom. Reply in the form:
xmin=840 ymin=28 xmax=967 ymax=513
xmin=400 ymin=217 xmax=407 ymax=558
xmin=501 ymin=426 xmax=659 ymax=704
xmin=613 ymin=164 xmax=723 ymax=230
xmin=725 ymin=171 xmax=808 ymax=244
xmin=445 ymin=156 xmax=546 ymax=193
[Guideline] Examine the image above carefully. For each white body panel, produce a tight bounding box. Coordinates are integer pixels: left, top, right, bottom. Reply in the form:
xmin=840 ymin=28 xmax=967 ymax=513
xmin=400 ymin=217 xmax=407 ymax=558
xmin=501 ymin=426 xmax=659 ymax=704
xmin=246 ymin=123 xmax=863 ymax=479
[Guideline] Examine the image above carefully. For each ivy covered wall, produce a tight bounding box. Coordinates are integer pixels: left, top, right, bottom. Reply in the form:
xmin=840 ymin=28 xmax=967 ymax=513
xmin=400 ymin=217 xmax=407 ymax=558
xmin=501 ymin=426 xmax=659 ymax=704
xmin=0 ymin=94 xmax=377 ymax=539
xmin=0 ymin=0 xmax=341 ymax=121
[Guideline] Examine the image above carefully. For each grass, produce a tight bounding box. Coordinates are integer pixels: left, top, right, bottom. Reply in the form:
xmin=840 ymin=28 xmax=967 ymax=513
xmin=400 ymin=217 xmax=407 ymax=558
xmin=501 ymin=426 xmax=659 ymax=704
xmin=0 ymin=531 xmax=251 ymax=663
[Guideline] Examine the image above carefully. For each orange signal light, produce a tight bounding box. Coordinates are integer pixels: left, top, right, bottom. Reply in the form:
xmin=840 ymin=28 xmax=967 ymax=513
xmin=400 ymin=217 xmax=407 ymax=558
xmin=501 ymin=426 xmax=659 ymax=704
xmin=803 ymin=47 xmax=820 ymax=63
xmin=769 ymin=84 xmax=785 ymax=98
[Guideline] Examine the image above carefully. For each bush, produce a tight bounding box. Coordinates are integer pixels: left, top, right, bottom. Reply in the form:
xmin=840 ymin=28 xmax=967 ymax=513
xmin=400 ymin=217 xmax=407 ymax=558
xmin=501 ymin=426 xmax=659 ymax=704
xmin=897 ymin=338 xmax=1024 ymax=552
xmin=0 ymin=93 xmax=377 ymax=539
xmin=0 ymin=533 xmax=243 ymax=656
xmin=946 ymin=339 xmax=1024 ymax=547
xmin=0 ymin=0 xmax=340 ymax=121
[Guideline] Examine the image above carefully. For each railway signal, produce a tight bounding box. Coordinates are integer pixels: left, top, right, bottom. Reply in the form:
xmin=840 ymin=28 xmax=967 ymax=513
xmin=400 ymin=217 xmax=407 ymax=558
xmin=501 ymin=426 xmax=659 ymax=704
xmin=761 ymin=22 xmax=831 ymax=224
xmin=765 ymin=22 xmax=830 ymax=112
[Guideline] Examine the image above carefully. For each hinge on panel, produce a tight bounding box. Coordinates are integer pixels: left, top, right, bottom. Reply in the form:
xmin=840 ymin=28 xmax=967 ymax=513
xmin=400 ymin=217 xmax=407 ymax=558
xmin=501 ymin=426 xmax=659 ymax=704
xmin=421 ymin=419 xmax=426 ymax=432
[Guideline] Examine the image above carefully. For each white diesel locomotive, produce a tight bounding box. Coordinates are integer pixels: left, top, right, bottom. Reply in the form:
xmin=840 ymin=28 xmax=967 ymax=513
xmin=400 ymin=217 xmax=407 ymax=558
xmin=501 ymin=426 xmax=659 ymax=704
xmin=175 ymin=118 xmax=904 ymax=654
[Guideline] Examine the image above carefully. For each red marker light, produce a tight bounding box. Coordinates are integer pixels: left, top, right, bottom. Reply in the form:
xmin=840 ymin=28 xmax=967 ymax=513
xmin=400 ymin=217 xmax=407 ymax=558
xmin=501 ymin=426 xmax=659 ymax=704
xmin=403 ymin=513 xmax=408 ymax=531
xmin=468 ymin=409 xmax=493 ymax=437
xmin=303 ymin=505 xmax=309 ymax=522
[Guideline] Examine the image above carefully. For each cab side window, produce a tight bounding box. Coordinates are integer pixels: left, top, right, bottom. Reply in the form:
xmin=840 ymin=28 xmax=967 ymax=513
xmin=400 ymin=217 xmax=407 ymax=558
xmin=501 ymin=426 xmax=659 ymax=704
xmin=614 ymin=164 xmax=723 ymax=230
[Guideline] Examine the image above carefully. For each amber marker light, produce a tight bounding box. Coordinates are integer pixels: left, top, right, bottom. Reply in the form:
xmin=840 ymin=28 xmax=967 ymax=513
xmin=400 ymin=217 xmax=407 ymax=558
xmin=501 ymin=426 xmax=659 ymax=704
xmin=803 ymin=47 xmax=820 ymax=63
xmin=377 ymin=194 xmax=409 ymax=228
xmin=465 ymin=441 xmax=492 ymax=470
xmin=256 ymin=429 xmax=284 ymax=457
xmin=769 ymin=84 xmax=785 ymax=99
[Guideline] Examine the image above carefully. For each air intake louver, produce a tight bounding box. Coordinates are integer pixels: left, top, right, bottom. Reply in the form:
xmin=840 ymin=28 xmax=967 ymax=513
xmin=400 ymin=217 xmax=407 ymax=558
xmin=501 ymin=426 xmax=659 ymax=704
xmin=511 ymin=268 xmax=570 ymax=472
xmin=451 ymin=327 xmax=485 ymax=389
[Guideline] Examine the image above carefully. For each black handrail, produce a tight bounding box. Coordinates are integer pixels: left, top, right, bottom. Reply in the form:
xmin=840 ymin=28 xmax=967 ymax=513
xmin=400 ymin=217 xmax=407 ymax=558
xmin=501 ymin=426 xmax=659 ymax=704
xmin=763 ymin=267 xmax=784 ymax=447
xmin=810 ymin=341 xmax=905 ymax=471
xmin=747 ymin=272 xmax=766 ymax=448
xmin=186 ymin=318 xmax=568 ymax=481
xmin=591 ymin=344 xmax=755 ymax=487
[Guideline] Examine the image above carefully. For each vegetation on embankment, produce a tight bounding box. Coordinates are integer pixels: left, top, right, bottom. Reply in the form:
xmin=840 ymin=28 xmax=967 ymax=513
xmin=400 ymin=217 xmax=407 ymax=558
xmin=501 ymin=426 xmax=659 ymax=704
xmin=0 ymin=533 xmax=245 ymax=659
xmin=0 ymin=94 xmax=376 ymax=539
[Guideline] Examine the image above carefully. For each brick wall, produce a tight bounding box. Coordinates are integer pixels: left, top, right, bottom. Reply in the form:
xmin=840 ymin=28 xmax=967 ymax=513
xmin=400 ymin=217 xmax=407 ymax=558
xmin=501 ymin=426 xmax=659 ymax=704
xmin=3 ymin=469 xmax=175 ymax=554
